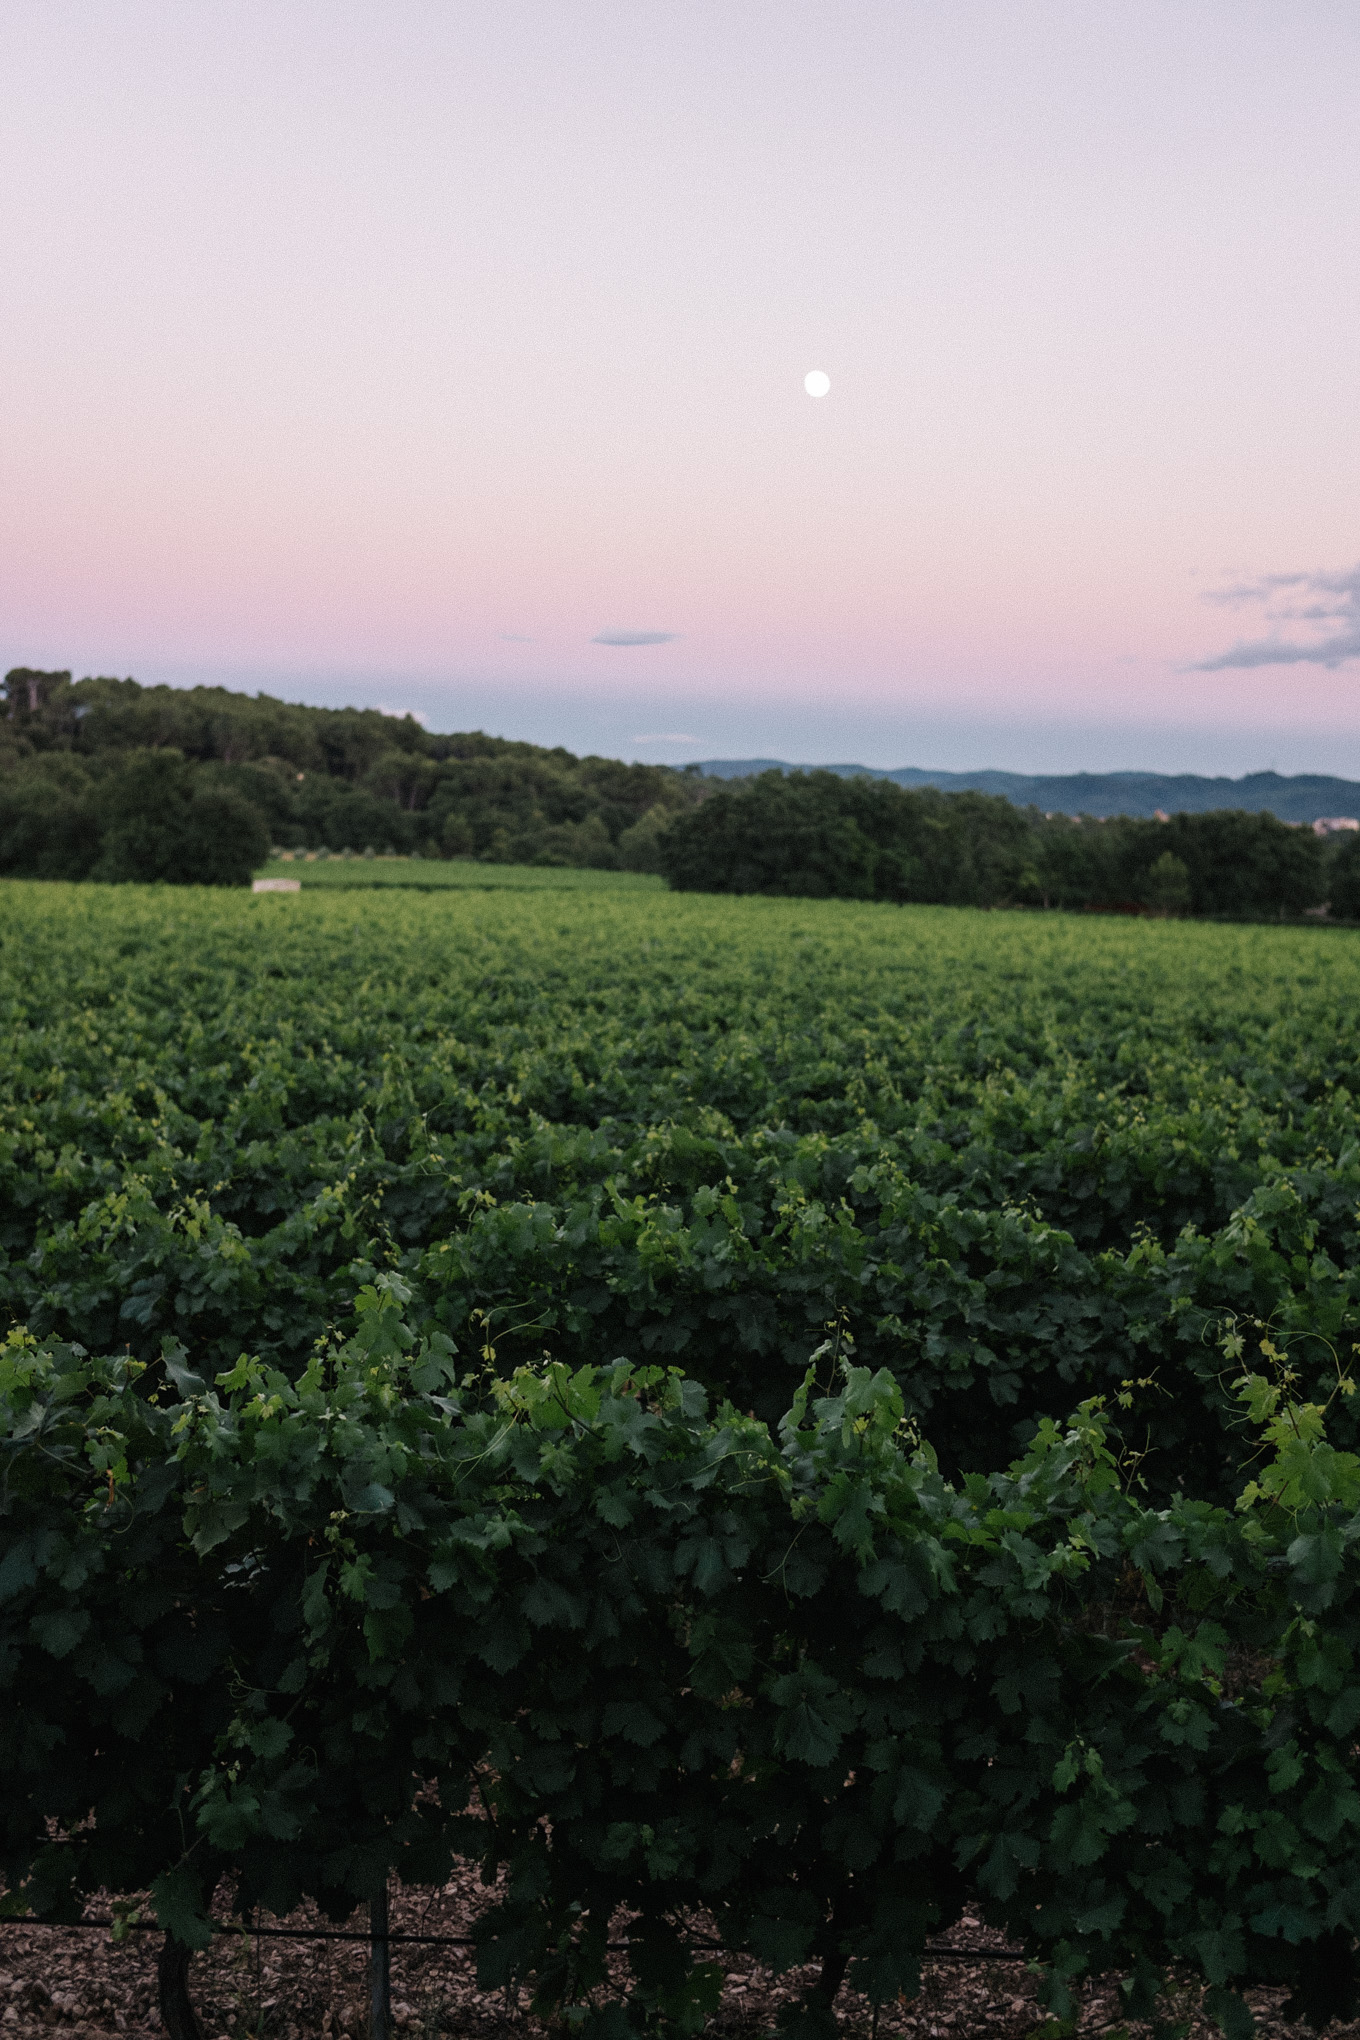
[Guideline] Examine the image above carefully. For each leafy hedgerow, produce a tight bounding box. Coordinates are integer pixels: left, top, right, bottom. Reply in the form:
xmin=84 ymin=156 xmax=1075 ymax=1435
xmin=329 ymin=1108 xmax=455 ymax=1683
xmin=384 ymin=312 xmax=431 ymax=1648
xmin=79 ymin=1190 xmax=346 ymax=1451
xmin=7 ymin=1286 xmax=1360 ymax=2039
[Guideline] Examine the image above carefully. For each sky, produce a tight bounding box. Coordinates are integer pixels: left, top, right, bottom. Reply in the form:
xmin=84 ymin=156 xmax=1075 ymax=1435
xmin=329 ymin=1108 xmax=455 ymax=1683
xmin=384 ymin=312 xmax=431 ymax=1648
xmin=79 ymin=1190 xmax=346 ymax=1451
xmin=3 ymin=2 xmax=1360 ymax=776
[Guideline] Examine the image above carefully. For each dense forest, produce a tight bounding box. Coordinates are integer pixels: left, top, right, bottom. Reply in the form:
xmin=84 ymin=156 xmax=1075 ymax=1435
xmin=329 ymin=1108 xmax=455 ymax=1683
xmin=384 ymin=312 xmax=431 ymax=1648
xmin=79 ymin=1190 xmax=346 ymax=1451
xmin=0 ymin=668 xmax=701 ymax=883
xmin=5 ymin=666 xmax=1360 ymax=915
xmin=659 ymin=766 xmax=1360 ymax=920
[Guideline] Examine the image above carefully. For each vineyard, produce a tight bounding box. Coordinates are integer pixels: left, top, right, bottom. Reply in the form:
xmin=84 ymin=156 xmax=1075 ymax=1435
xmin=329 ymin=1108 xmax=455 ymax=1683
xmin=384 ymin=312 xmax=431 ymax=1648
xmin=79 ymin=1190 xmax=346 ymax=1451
xmin=5 ymin=880 xmax=1360 ymax=2040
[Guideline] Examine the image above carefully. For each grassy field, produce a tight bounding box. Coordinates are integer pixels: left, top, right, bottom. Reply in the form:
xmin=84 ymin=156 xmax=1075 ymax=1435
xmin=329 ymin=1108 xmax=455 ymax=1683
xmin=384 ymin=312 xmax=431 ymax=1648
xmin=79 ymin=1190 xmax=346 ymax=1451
xmin=257 ymin=853 xmax=665 ymax=890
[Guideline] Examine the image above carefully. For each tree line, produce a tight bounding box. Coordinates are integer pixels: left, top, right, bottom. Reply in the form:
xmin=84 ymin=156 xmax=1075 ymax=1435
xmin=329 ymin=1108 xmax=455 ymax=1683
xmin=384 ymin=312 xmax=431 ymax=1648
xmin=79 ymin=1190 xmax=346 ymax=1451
xmin=658 ymin=767 xmax=1360 ymax=919
xmin=6 ymin=667 xmax=1360 ymax=914
xmin=0 ymin=669 xmax=699 ymax=883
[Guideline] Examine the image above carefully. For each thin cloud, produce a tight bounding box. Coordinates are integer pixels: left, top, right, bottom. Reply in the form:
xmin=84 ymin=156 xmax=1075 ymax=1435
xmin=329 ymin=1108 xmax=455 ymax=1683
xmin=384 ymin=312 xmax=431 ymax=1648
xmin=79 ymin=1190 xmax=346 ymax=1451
xmin=592 ymin=629 xmax=679 ymax=647
xmin=501 ymin=633 xmax=534 ymax=642
xmin=1195 ymin=566 xmax=1360 ymax=670
xmin=632 ymin=732 xmax=697 ymax=743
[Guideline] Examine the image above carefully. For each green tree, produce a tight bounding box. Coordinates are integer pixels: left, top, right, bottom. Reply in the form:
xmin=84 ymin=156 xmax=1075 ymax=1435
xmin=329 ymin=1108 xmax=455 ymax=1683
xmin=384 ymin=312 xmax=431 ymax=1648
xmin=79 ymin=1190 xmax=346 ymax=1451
xmin=660 ymin=772 xmax=1032 ymax=904
xmin=1328 ymin=833 xmax=1360 ymax=918
xmin=617 ymin=805 xmax=674 ymax=872
xmin=0 ymin=757 xmax=98 ymax=879
xmin=1163 ymin=809 xmax=1324 ymax=917
xmin=2 ymin=668 xmax=78 ymax=750
xmin=1141 ymin=848 xmax=1192 ymax=915
xmin=661 ymin=772 xmax=881 ymax=898
xmin=90 ymin=754 xmax=269 ymax=885
xmin=440 ymin=812 xmax=476 ymax=857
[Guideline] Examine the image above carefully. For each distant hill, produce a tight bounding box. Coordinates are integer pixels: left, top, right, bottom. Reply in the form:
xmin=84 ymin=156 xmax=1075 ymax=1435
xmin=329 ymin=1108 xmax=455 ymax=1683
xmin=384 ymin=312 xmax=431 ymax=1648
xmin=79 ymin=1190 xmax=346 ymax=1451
xmin=691 ymin=761 xmax=1360 ymax=825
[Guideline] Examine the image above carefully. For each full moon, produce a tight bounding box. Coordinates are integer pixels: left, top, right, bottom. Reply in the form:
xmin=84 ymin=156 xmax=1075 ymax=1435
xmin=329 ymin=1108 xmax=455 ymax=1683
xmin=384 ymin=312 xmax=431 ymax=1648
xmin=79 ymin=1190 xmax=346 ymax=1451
xmin=804 ymin=369 xmax=831 ymax=398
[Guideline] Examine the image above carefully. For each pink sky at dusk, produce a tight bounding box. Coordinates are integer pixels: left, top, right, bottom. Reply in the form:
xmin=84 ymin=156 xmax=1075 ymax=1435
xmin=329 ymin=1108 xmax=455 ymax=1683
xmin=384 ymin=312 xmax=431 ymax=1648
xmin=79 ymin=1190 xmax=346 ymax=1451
xmin=3 ymin=1 xmax=1359 ymax=774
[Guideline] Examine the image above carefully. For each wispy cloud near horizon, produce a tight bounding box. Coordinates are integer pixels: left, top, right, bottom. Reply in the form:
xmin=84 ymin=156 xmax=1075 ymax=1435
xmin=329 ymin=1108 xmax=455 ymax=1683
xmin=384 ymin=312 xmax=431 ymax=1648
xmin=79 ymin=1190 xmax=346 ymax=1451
xmin=592 ymin=630 xmax=679 ymax=647
xmin=1195 ymin=568 xmax=1360 ymax=671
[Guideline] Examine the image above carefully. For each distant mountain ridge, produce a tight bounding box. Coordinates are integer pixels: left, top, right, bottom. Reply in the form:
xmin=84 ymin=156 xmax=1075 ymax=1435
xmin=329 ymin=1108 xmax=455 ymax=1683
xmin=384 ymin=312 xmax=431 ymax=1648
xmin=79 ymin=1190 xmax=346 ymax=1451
xmin=690 ymin=761 xmax=1360 ymax=825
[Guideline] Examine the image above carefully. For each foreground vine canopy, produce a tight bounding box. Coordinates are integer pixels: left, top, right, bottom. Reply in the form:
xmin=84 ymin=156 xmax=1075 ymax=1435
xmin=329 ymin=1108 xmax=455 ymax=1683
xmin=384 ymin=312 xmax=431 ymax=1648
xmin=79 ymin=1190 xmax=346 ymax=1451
xmin=5 ymin=880 xmax=1360 ymax=2039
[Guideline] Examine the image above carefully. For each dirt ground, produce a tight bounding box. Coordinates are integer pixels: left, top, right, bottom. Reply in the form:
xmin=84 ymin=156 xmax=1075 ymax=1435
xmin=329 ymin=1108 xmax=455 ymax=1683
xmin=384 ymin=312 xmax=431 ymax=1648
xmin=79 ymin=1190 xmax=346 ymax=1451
xmin=0 ymin=1876 xmax=1354 ymax=2040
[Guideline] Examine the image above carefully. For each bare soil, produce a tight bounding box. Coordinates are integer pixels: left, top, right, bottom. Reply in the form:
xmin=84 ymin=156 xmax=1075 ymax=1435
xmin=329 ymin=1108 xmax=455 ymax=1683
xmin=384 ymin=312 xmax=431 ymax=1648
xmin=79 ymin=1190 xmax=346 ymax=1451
xmin=1 ymin=1877 xmax=1355 ymax=2040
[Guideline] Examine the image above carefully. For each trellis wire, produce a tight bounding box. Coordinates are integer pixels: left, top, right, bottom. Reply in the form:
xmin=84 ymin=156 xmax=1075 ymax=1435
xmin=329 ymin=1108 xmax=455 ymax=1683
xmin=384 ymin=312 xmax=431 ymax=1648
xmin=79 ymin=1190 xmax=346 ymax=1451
xmin=0 ymin=1915 xmax=1028 ymax=1961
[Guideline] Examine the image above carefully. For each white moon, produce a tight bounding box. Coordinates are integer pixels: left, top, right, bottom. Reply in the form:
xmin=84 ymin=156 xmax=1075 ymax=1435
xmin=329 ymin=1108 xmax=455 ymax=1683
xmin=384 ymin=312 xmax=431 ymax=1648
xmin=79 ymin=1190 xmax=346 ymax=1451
xmin=804 ymin=369 xmax=831 ymax=398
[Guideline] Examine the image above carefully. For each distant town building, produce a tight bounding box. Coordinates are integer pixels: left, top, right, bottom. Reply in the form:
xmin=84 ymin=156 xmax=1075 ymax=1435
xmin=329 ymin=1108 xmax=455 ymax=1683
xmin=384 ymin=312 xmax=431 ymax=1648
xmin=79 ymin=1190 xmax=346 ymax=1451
xmin=1153 ymin=809 xmax=1170 ymax=821
xmin=1312 ymin=817 xmax=1360 ymax=836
